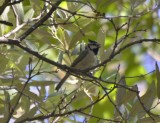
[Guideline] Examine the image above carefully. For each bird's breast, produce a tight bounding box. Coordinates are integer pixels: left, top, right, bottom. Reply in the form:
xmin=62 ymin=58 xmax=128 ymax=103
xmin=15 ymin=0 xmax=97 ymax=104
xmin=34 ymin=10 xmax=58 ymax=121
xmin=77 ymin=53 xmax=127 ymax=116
xmin=75 ymin=51 xmax=97 ymax=70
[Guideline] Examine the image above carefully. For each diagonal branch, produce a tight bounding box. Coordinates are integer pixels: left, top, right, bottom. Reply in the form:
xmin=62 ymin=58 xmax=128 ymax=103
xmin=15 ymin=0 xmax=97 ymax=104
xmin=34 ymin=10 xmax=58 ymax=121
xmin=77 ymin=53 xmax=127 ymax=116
xmin=0 ymin=38 xmax=160 ymax=82
xmin=18 ymin=0 xmax=63 ymax=41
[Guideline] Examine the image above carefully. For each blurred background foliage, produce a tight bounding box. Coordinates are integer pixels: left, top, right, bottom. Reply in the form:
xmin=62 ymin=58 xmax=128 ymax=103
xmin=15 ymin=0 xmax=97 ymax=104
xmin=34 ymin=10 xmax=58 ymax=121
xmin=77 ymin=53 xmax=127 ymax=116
xmin=0 ymin=0 xmax=160 ymax=122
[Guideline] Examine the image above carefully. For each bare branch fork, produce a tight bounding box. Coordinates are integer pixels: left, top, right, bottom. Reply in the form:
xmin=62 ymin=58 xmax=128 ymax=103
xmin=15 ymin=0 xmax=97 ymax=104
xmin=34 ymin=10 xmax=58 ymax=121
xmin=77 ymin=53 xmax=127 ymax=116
xmin=18 ymin=0 xmax=63 ymax=41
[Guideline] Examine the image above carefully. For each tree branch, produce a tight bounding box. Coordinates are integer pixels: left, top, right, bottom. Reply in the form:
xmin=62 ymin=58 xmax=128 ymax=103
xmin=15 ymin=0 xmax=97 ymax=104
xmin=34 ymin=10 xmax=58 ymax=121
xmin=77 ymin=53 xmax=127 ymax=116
xmin=18 ymin=0 xmax=63 ymax=41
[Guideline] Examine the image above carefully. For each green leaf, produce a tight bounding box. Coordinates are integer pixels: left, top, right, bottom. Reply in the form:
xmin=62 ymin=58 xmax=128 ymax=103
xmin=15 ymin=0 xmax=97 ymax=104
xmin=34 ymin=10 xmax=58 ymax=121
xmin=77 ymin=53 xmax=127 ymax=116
xmin=10 ymin=93 xmax=21 ymax=109
xmin=137 ymin=116 xmax=160 ymax=123
xmin=0 ymin=118 xmax=4 ymax=123
xmin=4 ymin=91 xmax=10 ymax=122
xmin=97 ymin=27 xmax=107 ymax=62
xmin=67 ymin=1 xmax=82 ymax=12
xmin=129 ymin=82 xmax=155 ymax=120
xmin=27 ymin=81 xmax=53 ymax=86
xmin=56 ymin=27 xmax=68 ymax=49
xmin=69 ymin=20 xmax=95 ymax=49
xmin=16 ymin=84 xmax=42 ymax=102
xmin=115 ymin=77 xmax=126 ymax=117
xmin=57 ymin=51 xmax=64 ymax=64
xmin=141 ymin=81 xmax=155 ymax=110
xmin=155 ymin=62 xmax=160 ymax=99
xmin=1 ymin=6 xmax=11 ymax=35
xmin=15 ymin=106 xmax=38 ymax=123
xmin=56 ymin=9 xmax=67 ymax=18
xmin=24 ymin=39 xmax=38 ymax=51
xmin=21 ymin=96 xmax=30 ymax=113
xmin=121 ymin=85 xmax=138 ymax=104
xmin=39 ymin=86 xmax=46 ymax=97
xmin=96 ymin=0 xmax=117 ymax=13
xmin=0 ymin=55 xmax=8 ymax=73
xmin=24 ymin=8 xmax=34 ymax=22
xmin=116 ymin=77 xmax=126 ymax=106
xmin=12 ymin=2 xmax=24 ymax=24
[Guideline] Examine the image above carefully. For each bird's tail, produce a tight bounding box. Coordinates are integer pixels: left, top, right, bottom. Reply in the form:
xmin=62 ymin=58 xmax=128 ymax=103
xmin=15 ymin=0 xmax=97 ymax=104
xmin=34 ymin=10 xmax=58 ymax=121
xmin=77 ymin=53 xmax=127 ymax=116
xmin=55 ymin=74 xmax=70 ymax=91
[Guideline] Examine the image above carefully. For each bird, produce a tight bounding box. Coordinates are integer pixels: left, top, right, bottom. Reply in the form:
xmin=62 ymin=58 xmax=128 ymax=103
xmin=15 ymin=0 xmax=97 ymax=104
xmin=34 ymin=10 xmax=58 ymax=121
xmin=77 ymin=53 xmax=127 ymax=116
xmin=55 ymin=39 xmax=100 ymax=91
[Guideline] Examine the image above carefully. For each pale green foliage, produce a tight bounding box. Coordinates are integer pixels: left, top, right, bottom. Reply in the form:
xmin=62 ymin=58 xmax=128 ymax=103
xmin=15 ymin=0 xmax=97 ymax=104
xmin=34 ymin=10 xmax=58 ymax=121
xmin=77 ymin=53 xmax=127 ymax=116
xmin=0 ymin=0 xmax=160 ymax=123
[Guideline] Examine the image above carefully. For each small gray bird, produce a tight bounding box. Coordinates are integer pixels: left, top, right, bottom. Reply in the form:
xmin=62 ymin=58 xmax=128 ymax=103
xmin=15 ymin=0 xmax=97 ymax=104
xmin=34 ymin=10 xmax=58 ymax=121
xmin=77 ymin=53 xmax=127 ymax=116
xmin=55 ymin=40 xmax=100 ymax=91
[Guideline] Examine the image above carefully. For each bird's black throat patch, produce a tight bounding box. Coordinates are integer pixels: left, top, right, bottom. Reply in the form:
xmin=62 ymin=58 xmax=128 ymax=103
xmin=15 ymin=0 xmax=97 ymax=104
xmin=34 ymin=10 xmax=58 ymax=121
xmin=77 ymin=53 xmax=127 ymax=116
xmin=88 ymin=45 xmax=99 ymax=55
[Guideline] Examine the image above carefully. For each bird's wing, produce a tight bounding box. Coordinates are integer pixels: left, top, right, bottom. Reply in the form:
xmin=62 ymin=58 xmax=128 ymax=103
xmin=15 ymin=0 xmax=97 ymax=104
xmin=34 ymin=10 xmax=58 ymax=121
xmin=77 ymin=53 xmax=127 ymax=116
xmin=56 ymin=48 xmax=88 ymax=91
xmin=71 ymin=49 xmax=88 ymax=67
